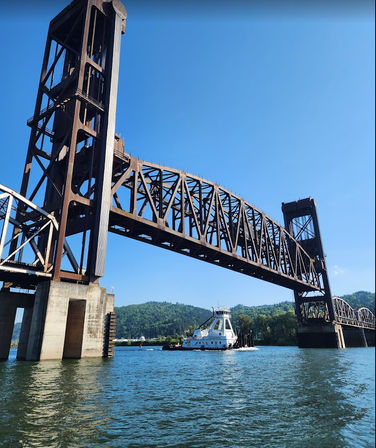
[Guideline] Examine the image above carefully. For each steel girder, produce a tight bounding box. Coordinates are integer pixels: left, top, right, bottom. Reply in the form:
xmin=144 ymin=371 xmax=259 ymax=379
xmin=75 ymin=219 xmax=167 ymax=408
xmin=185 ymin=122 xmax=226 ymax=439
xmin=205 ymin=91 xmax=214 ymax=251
xmin=282 ymin=198 xmax=337 ymax=327
xmin=108 ymin=152 xmax=320 ymax=292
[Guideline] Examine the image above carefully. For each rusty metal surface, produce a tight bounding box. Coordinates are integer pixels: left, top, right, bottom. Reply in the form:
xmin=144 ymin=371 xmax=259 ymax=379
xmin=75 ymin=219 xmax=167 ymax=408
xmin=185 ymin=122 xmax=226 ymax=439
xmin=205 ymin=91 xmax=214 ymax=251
xmin=108 ymin=153 xmax=321 ymax=292
xmin=282 ymin=198 xmax=337 ymax=326
xmin=333 ymin=298 xmax=375 ymax=330
xmin=16 ymin=0 xmax=126 ymax=284
xmin=0 ymin=184 xmax=57 ymax=286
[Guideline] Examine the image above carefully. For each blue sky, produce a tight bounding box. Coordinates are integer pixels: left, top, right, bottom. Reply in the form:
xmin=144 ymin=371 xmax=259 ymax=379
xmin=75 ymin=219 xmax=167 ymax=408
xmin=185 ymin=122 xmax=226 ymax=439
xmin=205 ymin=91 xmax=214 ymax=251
xmin=0 ymin=0 xmax=374 ymax=309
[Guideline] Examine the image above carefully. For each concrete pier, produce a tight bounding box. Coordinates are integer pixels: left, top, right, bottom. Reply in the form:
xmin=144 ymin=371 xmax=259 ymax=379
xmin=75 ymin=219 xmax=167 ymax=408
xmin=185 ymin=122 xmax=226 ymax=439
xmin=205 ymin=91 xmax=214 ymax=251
xmin=0 ymin=291 xmax=34 ymax=360
xmin=342 ymin=326 xmax=368 ymax=348
xmin=297 ymin=323 xmax=345 ymax=348
xmin=0 ymin=281 xmax=114 ymax=361
xmin=364 ymin=329 xmax=375 ymax=347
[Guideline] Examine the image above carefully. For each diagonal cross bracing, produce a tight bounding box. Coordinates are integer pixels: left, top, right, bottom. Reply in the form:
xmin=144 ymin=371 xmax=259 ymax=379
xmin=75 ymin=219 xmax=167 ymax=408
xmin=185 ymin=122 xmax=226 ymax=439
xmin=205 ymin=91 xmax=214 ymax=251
xmin=109 ymin=153 xmax=320 ymax=292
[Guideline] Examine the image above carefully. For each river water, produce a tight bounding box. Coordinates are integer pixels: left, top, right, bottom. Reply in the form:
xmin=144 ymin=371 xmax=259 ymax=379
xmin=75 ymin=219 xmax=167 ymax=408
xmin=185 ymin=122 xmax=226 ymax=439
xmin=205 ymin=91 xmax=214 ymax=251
xmin=0 ymin=346 xmax=374 ymax=447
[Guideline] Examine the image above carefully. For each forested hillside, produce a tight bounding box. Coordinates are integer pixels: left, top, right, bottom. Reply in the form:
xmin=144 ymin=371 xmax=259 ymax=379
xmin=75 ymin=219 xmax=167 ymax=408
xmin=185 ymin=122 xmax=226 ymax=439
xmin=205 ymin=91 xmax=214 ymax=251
xmin=114 ymin=291 xmax=374 ymax=344
xmin=115 ymin=301 xmax=211 ymax=339
xmin=231 ymin=301 xmax=294 ymax=322
xmin=341 ymin=291 xmax=374 ymax=311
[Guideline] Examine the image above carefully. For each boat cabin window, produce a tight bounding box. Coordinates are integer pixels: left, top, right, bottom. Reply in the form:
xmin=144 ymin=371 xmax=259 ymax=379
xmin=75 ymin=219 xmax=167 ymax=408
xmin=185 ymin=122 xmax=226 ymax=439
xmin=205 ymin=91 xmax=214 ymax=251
xmin=225 ymin=320 xmax=231 ymax=330
xmin=213 ymin=319 xmax=223 ymax=330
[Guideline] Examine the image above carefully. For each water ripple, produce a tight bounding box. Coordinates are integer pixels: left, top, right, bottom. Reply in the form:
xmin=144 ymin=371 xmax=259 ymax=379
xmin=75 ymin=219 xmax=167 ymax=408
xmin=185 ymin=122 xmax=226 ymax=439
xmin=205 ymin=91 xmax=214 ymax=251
xmin=0 ymin=346 xmax=374 ymax=447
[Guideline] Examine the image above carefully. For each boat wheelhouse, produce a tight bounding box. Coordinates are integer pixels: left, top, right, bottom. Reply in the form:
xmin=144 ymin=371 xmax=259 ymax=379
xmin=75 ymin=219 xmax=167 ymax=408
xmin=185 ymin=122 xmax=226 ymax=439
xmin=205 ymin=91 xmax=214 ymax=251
xmin=182 ymin=307 xmax=237 ymax=350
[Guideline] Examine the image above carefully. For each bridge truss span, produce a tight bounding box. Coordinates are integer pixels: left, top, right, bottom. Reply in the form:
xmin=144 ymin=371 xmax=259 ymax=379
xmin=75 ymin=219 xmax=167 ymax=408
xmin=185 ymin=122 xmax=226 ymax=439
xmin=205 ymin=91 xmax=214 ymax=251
xmin=109 ymin=152 xmax=320 ymax=292
xmin=333 ymin=297 xmax=375 ymax=330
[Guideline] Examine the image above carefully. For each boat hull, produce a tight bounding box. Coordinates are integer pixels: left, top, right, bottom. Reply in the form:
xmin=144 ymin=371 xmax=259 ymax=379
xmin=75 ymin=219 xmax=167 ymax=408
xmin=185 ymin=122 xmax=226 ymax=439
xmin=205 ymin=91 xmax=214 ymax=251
xmin=162 ymin=345 xmax=231 ymax=351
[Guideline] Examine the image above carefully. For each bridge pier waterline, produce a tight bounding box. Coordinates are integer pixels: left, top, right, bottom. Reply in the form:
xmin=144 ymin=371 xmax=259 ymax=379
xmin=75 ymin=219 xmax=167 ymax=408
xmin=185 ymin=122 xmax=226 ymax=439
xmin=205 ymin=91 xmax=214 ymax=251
xmin=341 ymin=325 xmax=368 ymax=348
xmin=364 ymin=329 xmax=375 ymax=347
xmin=297 ymin=323 xmax=345 ymax=348
xmin=0 ymin=281 xmax=115 ymax=361
xmin=297 ymin=323 xmax=375 ymax=348
xmin=0 ymin=291 xmax=34 ymax=360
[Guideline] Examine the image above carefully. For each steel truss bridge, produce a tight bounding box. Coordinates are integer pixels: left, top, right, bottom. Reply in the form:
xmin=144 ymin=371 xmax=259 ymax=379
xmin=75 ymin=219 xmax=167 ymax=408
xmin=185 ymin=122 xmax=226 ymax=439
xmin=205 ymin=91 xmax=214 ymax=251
xmin=1 ymin=161 xmax=375 ymax=332
xmin=0 ymin=0 xmax=374 ymax=350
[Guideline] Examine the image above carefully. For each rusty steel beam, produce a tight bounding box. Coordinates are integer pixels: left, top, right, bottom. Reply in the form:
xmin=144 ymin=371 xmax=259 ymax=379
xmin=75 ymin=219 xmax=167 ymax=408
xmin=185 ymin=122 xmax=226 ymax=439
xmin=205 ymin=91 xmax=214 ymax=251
xmin=107 ymin=153 xmax=321 ymax=292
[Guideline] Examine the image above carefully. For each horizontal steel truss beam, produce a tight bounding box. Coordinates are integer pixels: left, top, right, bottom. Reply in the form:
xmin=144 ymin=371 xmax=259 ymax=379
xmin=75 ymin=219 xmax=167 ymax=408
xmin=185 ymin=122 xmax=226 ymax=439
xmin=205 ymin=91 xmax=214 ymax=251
xmin=109 ymin=153 xmax=320 ymax=292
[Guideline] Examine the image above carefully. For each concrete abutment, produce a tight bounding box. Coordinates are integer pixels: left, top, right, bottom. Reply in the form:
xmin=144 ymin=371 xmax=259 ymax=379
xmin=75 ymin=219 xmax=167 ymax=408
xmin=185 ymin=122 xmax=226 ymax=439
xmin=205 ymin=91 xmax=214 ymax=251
xmin=297 ymin=323 xmax=375 ymax=348
xmin=297 ymin=323 xmax=345 ymax=348
xmin=0 ymin=281 xmax=115 ymax=361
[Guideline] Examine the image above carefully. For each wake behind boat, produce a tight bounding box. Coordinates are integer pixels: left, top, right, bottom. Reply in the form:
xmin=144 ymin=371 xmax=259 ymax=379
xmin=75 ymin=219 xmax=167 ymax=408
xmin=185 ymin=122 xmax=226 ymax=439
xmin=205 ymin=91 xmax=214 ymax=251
xmin=162 ymin=307 xmax=253 ymax=351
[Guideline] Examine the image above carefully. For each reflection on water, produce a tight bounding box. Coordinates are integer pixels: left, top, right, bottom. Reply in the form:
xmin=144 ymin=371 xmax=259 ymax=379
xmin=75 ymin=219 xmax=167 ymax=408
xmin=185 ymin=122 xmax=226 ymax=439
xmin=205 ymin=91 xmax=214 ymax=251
xmin=0 ymin=347 xmax=374 ymax=447
xmin=0 ymin=356 xmax=112 ymax=447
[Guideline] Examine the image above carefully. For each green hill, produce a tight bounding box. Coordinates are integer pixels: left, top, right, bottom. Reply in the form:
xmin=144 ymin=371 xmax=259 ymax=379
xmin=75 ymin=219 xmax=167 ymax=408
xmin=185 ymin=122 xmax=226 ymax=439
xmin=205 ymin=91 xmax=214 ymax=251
xmin=115 ymin=301 xmax=211 ymax=339
xmin=341 ymin=291 xmax=375 ymax=311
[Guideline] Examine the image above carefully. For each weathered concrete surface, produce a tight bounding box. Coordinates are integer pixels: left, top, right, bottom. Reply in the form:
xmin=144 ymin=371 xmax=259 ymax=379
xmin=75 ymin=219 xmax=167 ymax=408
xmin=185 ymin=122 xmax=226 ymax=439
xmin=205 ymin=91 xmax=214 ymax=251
xmin=25 ymin=281 xmax=114 ymax=361
xmin=342 ymin=326 xmax=368 ymax=348
xmin=0 ymin=295 xmax=17 ymax=360
xmin=364 ymin=329 xmax=375 ymax=347
xmin=17 ymin=306 xmax=34 ymax=360
xmin=297 ymin=323 xmax=345 ymax=348
xmin=0 ymin=291 xmax=34 ymax=360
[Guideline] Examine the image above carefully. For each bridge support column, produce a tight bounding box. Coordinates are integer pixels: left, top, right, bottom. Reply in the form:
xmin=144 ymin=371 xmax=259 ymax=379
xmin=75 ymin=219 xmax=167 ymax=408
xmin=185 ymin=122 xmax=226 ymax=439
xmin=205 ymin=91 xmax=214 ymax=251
xmin=297 ymin=323 xmax=345 ymax=348
xmin=0 ymin=294 xmax=17 ymax=360
xmin=342 ymin=326 xmax=368 ymax=348
xmin=364 ymin=329 xmax=375 ymax=347
xmin=25 ymin=281 xmax=115 ymax=361
xmin=0 ymin=291 xmax=34 ymax=361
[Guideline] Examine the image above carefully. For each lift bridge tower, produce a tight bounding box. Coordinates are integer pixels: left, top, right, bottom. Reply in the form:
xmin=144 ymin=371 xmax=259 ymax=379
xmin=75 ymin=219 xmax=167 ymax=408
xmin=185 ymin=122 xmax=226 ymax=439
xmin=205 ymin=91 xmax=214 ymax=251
xmin=0 ymin=0 xmax=126 ymax=360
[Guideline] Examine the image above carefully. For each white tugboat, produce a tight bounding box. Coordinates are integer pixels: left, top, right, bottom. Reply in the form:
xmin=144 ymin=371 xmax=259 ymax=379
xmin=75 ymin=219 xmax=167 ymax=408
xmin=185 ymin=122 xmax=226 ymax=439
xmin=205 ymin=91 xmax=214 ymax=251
xmin=163 ymin=307 xmax=241 ymax=350
xmin=183 ymin=308 xmax=237 ymax=350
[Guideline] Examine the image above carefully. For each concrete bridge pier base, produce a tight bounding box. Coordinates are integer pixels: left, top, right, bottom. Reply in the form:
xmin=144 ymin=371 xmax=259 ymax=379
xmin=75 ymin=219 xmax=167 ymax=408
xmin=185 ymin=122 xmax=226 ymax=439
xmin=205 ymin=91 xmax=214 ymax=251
xmin=342 ymin=326 xmax=368 ymax=348
xmin=297 ymin=323 xmax=345 ymax=348
xmin=0 ymin=294 xmax=17 ymax=360
xmin=364 ymin=329 xmax=375 ymax=347
xmin=0 ymin=281 xmax=115 ymax=361
xmin=0 ymin=291 xmax=34 ymax=360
